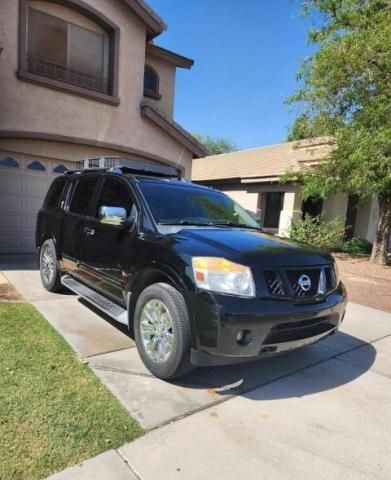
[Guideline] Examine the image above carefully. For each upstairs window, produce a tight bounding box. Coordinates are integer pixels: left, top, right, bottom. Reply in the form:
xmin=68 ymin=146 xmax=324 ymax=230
xmin=144 ymin=66 xmax=160 ymax=99
xmin=24 ymin=5 xmax=114 ymax=96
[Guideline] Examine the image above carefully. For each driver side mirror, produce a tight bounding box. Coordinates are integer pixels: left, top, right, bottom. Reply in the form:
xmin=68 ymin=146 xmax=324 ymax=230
xmin=99 ymin=206 xmax=128 ymax=226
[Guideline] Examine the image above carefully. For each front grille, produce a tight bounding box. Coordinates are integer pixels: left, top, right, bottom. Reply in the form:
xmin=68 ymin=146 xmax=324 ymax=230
xmin=262 ymin=265 xmax=337 ymax=299
xmin=264 ymin=316 xmax=334 ymax=344
xmin=264 ymin=270 xmax=287 ymax=297
xmin=286 ymin=269 xmax=321 ymax=297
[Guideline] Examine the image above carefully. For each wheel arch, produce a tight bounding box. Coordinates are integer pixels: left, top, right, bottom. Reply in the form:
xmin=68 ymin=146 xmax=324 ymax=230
xmin=126 ymin=264 xmax=196 ymax=344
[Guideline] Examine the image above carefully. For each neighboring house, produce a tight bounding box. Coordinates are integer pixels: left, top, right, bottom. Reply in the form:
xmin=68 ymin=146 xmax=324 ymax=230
xmin=0 ymin=0 xmax=206 ymax=254
xmin=192 ymin=137 xmax=379 ymax=242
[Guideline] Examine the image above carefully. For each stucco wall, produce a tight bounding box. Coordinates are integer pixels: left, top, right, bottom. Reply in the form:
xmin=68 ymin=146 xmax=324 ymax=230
xmin=144 ymin=53 xmax=176 ymax=118
xmin=322 ymin=193 xmax=348 ymax=222
xmin=0 ymin=0 xmax=192 ymax=174
xmin=354 ymin=198 xmax=379 ymax=243
xmin=220 ymin=186 xmax=259 ymax=213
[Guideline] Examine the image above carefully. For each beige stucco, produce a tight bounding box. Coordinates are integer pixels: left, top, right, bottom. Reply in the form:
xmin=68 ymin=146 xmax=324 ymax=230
xmin=145 ymin=53 xmax=176 ymax=118
xmin=322 ymin=194 xmax=349 ymax=223
xmin=220 ymin=187 xmax=259 ymax=214
xmin=0 ymin=0 xmax=194 ymax=175
xmin=278 ymin=185 xmax=302 ymax=237
xmin=354 ymin=198 xmax=379 ymax=243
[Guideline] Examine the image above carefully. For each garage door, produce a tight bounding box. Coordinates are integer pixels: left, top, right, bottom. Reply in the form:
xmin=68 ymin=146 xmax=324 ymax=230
xmin=0 ymin=154 xmax=70 ymax=254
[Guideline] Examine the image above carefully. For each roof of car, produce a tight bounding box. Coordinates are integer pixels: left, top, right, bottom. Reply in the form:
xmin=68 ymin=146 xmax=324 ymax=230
xmin=133 ymin=175 xmax=216 ymax=192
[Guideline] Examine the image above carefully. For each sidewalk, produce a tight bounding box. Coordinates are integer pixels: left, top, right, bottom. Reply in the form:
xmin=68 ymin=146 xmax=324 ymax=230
xmin=50 ymin=329 xmax=391 ymax=480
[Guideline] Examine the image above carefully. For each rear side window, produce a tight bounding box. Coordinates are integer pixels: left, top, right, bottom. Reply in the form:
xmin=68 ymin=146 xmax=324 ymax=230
xmin=69 ymin=177 xmax=97 ymax=216
xmin=95 ymin=177 xmax=133 ymax=217
xmin=45 ymin=177 xmax=66 ymax=209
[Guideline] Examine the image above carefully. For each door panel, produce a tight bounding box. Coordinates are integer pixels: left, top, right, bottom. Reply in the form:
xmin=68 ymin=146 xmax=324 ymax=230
xmin=59 ymin=176 xmax=99 ymax=276
xmin=78 ymin=176 xmax=138 ymax=304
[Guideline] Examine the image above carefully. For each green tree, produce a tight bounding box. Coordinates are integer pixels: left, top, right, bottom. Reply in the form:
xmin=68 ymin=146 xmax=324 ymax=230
xmin=286 ymin=0 xmax=391 ymax=264
xmin=192 ymin=133 xmax=237 ymax=156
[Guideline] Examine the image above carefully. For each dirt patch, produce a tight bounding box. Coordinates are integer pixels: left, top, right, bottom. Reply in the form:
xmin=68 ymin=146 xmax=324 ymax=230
xmin=334 ymin=253 xmax=391 ymax=312
xmin=0 ymin=273 xmax=23 ymax=301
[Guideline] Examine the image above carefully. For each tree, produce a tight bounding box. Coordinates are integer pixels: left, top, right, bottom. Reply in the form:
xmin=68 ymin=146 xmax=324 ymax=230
xmin=286 ymin=0 xmax=391 ymax=264
xmin=192 ymin=133 xmax=237 ymax=156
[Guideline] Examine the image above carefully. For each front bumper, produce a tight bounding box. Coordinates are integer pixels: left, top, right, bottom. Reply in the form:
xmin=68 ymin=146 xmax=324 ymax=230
xmin=190 ymin=283 xmax=347 ymax=367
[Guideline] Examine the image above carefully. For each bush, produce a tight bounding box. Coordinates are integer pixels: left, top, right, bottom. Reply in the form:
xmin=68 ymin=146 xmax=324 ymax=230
xmin=342 ymin=237 xmax=372 ymax=255
xmin=290 ymin=215 xmax=345 ymax=251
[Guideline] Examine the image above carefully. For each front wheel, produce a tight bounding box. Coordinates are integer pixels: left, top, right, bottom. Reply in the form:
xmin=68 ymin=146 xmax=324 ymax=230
xmin=134 ymin=283 xmax=194 ymax=379
xmin=39 ymin=239 xmax=63 ymax=292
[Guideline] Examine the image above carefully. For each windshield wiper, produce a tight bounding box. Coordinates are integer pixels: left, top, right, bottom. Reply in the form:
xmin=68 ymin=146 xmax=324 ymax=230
xmin=209 ymin=222 xmax=260 ymax=230
xmin=158 ymin=220 xmax=261 ymax=230
xmin=158 ymin=221 xmax=215 ymax=226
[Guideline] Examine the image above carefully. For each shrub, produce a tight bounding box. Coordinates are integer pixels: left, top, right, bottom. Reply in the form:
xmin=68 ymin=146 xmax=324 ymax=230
xmin=342 ymin=237 xmax=372 ymax=255
xmin=290 ymin=215 xmax=345 ymax=251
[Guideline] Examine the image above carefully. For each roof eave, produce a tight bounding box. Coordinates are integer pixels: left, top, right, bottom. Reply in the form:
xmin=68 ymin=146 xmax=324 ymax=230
xmin=140 ymin=102 xmax=207 ymax=158
xmin=146 ymin=44 xmax=194 ymax=69
xmin=123 ymin=0 xmax=167 ymax=39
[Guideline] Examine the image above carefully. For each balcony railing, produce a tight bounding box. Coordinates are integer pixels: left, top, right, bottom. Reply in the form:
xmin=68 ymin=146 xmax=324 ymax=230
xmin=27 ymin=55 xmax=110 ymax=94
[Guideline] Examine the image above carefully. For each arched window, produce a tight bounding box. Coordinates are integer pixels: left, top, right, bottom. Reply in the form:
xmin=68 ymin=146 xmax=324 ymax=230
xmin=144 ymin=66 xmax=160 ymax=99
xmin=0 ymin=157 xmax=19 ymax=168
xmin=53 ymin=164 xmax=68 ymax=174
xmin=27 ymin=160 xmax=46 ymax=171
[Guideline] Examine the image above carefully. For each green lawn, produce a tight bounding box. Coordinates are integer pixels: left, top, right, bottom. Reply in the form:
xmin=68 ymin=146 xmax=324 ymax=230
xmin=0 ymin=302 xmax=143 ymax=480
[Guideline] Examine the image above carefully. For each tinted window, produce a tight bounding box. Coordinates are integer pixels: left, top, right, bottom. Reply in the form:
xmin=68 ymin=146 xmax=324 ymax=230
xmin=69 ymin=177 xmax=97 ymax=215
xmin=138 ymin=181 xmax=259 ymax=228
xmin=95 ymin=177 xmax=133 ymax=217
xmin=45 ymin=178 xmax=66 ymax=209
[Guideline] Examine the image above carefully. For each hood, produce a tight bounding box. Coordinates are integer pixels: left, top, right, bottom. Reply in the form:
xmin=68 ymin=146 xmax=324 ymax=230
xmin=172 ymin=227 xmax=332 ymax=267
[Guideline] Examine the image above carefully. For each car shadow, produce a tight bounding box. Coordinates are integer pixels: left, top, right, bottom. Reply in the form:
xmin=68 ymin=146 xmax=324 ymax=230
xmin=75 ymin=298 xmax=376 ymax=401
xmin=0 ymin=254 xmax=37 ymax=271
xmin=172 ymin=332 xmax=376 ymax=401
xmin=78 ymin=297 xmax=130 ymax=335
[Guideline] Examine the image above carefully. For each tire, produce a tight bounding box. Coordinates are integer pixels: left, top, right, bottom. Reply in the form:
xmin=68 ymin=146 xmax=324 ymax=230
xmin=134 ymin=282 xmax=195 ymax=379
xmin=39 ymin=239 xmax=63 ymax=292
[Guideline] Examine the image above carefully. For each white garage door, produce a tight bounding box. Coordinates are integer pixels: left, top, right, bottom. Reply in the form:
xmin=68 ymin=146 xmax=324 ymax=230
xmin=0 ymin=154 xmax=70 ymax=254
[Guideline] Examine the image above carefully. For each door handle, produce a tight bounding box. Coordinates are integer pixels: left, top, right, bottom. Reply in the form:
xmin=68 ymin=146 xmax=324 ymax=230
xmin=84 ymin=227 xmax=95 ymax=236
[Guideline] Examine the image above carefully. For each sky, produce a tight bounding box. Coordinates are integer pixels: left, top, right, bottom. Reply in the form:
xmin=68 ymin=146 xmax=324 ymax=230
xmin=147 ymin=0 xmax=313 ymax=150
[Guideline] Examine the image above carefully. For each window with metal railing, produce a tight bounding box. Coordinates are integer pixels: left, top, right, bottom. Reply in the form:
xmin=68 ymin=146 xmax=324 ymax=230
xmin=27 ymin=7 xmax=110 ymax=94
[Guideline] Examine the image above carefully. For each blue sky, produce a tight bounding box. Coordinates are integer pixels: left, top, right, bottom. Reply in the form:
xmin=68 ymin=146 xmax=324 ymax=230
xmin=147 ymin=0 xmax=313 ymax=149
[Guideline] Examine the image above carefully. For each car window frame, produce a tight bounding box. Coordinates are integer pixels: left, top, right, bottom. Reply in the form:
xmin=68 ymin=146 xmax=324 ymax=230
xmin=65 ymin=174 xmax=101 ymax=219
xmin=44 ymin=176 xmax=67 ymax=210
xmin=89 ymin=174 xmax=140 ymax=230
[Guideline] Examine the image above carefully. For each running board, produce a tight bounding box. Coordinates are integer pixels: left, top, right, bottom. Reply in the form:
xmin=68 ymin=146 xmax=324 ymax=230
xmin=61 ymin=275 xmax=128 ymax=326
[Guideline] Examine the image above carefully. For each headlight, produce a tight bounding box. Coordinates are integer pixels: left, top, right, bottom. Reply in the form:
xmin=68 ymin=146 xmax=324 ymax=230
xmin=192 ymin=257 xmax=255 ymax=298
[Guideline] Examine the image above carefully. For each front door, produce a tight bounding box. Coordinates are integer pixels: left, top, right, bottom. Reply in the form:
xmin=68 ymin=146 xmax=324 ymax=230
xmin=78 ymin=175 xmax=139 ymax=305
xmin=264 ymin=192 xmax=284 ymax=229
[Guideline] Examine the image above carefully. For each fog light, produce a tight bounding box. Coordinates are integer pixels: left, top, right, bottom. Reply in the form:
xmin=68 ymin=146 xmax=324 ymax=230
xmin=236 ymin=329 xmax=252 ymax=346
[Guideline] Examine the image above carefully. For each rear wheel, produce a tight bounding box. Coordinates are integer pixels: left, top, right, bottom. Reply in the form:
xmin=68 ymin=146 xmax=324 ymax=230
xmin=39 ymin=239 xmax=63 ymax=292
xmin=134 ymin=283 xmax=194 ymax=379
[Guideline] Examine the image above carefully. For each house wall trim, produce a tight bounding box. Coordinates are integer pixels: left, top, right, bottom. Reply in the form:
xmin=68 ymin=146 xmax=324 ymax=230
xmin=0 ymin=130 xmax=185 ymax=170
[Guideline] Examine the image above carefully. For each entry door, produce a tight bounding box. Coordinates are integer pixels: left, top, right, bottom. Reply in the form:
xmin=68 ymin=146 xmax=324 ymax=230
xmin=79 ymin=176 xmax=138 ymax=304
xmin=264 ymin=192 xmax=284 ymax=229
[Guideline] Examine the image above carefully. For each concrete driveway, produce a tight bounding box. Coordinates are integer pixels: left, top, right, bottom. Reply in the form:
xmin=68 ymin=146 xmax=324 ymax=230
xmin=2 ymin=255 xmax=391 ymax=479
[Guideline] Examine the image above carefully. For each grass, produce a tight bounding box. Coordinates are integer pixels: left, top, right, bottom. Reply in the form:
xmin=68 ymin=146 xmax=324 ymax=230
xmin=0 ymin=302 xmax=143 ymax=480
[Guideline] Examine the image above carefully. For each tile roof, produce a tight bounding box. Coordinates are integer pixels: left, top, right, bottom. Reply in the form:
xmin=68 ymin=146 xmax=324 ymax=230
xmin=192 ymin=137 xmax=335 ymax=182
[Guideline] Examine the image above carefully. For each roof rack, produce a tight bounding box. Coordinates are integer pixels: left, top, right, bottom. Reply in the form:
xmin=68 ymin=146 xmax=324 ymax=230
xmin=65 ymin=157 xmax=181 ymax=179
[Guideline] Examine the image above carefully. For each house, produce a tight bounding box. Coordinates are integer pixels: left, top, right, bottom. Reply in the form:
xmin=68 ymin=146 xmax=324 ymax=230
xmin=0 ymin=0 xmax=206 ymax=254
xmin=192 ymin=137 xmax=379 ymax=242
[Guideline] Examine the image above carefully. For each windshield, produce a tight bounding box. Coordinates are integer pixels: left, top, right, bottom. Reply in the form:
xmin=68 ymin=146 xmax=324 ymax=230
xmin=138 ymin=181 xmax=259 ymax=229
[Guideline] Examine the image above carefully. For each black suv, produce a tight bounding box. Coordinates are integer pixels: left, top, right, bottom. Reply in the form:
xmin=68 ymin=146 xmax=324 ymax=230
xmin=36 ymin=157 xmax=347 ymax=379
